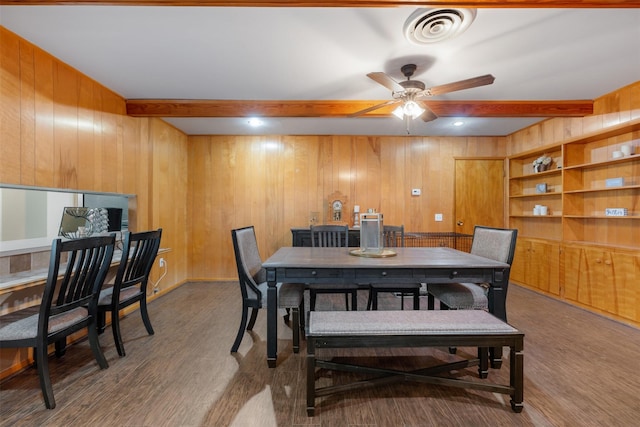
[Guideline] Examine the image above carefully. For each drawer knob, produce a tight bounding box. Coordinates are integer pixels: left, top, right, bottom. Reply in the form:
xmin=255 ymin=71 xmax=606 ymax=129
xmin=381 ymin=271 xmax=387 ymax=277
xmin=311 ymin=271 xmax=317 ymax=276
xmin=450 ymin=271 xmax=458 ymax=279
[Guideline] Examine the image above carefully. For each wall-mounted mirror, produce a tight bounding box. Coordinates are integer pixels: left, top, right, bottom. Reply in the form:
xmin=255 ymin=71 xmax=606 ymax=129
xmin=0 ymin=185 xmax=133 ymax=254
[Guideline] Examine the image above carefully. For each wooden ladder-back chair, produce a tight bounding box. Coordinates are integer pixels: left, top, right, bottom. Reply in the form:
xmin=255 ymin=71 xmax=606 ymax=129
xmin=308 ymin=224 xmax=359 ymax=311
xmin=366 ymin=225 xmax=421 ymax=310
xmin=230 ymin=226 xmax=305 ymax=353
xmin=97 ymin=228 xmax=162 ymax=357
xmin=0 ymin=234 xmax=116 ymax=409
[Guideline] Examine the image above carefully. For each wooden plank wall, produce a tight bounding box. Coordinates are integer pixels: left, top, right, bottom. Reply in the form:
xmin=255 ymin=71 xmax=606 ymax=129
xmin=506 ymin=81 xmax=640 ymax=155
xmin=0 ymin=26 xmax=189 ymax=291
xmin=186 ymin=135 xmax=505 ymax=280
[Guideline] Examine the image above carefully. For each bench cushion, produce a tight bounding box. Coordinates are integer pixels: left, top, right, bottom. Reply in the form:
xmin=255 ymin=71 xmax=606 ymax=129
xmin=308 ymin=310 xmax=518 ymax=336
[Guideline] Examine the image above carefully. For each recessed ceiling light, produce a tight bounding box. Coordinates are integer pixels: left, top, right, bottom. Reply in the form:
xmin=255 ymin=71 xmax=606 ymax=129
xmin=453 ymin=121 xmax=465 ymax=127
xmin=247 ymin=118 xmax=264 ymax=127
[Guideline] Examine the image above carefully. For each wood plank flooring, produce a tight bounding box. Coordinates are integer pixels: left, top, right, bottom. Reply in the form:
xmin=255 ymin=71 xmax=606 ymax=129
xmin=1 ymin=282 xmax=640 ymax=426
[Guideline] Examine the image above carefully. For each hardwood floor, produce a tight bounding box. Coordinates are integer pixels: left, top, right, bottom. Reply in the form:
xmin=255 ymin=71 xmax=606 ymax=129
xmin=1 ymin=282 xmax=640 ymax=426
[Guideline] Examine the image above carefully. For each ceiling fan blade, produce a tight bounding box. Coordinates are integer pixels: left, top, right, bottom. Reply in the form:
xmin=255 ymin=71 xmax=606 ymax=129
xmin=367 ymin=72 xmax=405 ymax=93
xmin=426 ymin=74 xmax=496 ymax=97
xmin=349 ymin=99 xmax=400 ymax=117
xmin=419 ymin=102 xmax=438 ymax=122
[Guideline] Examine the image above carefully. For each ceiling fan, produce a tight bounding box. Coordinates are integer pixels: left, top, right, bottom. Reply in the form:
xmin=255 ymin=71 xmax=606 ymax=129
xmin=351 ymin=64 xmax=495 ymax=122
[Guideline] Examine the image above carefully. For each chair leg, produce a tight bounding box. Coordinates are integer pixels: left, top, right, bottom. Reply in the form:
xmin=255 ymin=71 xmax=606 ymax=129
xmin=400 ymin=293 xmax=405 ymax=310
xmin=111 ymin=309 xmax=126 ymax=357
xmin=412 ymin=290 xmax=420 ymax=310
xmin=88 ymin=321 xmax=109 ymax=369
xmin=366 ymin=288 xmax=374 ymax=310
xmin=246 ymin=307 xmax=259 ymax=330
xmin=299 ymin=299 xmax=306 ymax=341
xmin=35 ymin=344 xmax=56 ymax=409
xmin=292 ymin=307 xmax=300 ymax=353
xmin=344 ymin=293 xmax=350 ymax=310
xmin=427 ymin=293 xmax=435 ymax=310
xmin=96 ymin=310 xmax=107 ymax=334
xmin=139 ymin=298 xmax=155 ymax=335
xmin=310 ymin=290 xmax=317 ymax=311
xmin=351 ymin=290 xmax=357 ymax=311
xmin=231 ymin=305 xmax=250 ymax=353
xmin=54 ymin=338 xmax=67 ymax=358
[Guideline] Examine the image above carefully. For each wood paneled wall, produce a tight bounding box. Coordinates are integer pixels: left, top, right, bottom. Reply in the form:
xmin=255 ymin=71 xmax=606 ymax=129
xmin=506 ymin=81 xmax=640 ymax=155
xmin=187 ymin=135 xmax=505 ymax=280
xmin=0 ymin=26 xmax=189 ymax=291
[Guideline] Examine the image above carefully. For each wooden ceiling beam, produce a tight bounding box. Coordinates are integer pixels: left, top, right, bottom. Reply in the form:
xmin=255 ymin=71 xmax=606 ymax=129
xmin=2 ymin=1 xmax=638 ymax=7
xmin=126 ymin=99 xmax=593 ymax=118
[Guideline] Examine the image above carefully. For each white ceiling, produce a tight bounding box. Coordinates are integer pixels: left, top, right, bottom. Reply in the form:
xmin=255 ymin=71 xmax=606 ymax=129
xmin=1 ymin=6 xmax=639 ymax=136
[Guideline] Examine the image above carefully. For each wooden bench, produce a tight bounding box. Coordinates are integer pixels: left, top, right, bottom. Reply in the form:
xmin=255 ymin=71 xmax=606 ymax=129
xmin=306 ymin=310 xmax=524 ymax=416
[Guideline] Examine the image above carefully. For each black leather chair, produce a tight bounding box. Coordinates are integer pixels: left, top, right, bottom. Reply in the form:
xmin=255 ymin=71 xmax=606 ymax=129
xmin=308 ymin=224 xmax=359 ymax=311
xmin=0 ymin=235 xmax=116 ymax=409
xmin=366 ymin=225 xmax=421 ymax=310
xmin=230 ymin=226 xmax=305 ymax=353
xmin=97 ymin=228 xmax=162 ymax=357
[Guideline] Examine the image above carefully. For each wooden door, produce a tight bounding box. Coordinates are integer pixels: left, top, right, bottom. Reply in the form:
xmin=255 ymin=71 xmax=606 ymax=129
xmin=454 ymin=159 xmax=505 ymax=235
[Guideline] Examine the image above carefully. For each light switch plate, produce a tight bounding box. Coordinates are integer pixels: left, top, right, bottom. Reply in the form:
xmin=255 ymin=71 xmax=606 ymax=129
xmin=435 ymin=213 xmax=443 ymax=222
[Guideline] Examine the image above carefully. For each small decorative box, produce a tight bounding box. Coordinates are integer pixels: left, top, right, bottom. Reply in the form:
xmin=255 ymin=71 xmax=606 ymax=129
xmin=605 ymin=208 xmax=628 ymax=217
xmin=535 ymin=183 xmax=547 ymax=193
xmin=605 ymin=177 xmax=624 ymax=188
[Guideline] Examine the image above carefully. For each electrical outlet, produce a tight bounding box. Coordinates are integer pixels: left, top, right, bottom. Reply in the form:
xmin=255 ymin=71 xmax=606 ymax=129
xmin=435 ymin=213 xmax=443 ymax=222
xmin=411 ymin=188 xmax=421 ymax=196
xmin=153 ymin=288 xmax=159 ymax=294
xmin=159 ymin=258 xmax=165 ymax=268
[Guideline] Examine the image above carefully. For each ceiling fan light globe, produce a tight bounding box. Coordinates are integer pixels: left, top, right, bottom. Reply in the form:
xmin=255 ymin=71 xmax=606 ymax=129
xmin=404 ymin=101 xmax=425 ymax=119
xmin=392 ymin=106 xmax=405 ymax=119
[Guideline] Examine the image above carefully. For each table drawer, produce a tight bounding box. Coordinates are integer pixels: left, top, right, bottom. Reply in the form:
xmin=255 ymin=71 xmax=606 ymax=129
xmin=422 ymin=268 xmax=491 ymax=282
xmin=282 ymin=268 xmax=343 ymax=279
xmin=355 ymin=269 xmax=415 ymax=280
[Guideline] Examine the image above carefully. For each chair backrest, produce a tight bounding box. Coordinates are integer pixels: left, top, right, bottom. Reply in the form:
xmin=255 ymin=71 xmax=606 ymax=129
xmin=231 ymin=226 xmax=265 ymax=304
xmin=310 ymin=224 xmax=349 ymax=248
xmin=113 ymin=229 xmax=162 ymax=299
xmin=383 ymin=225 xmax=404 ymax=248
xmin=40 ymin=234 xmax=116 ymax=336
xmin=470 ymin=225 xmax=518 ymax=265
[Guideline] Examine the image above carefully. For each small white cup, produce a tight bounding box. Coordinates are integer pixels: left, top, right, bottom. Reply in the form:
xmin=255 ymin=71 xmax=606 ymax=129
xmin=612 ymin=151 xmax=624 ymax=159
xmin=533 ymin=205 xmax=541 ymax=215
xmin=540 ymin=206 xmax=548 ymax=215
xmin=620 ymin=145 xmax=633 ymax=156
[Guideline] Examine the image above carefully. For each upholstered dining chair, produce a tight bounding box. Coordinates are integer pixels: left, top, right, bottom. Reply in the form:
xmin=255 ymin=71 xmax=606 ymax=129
xmin=231 ymin=226 xmax=305 ymax=353
xmin=0 ymin=234 xmax=116 ymax=409
xmin=308 ymin=224 xmax=359 ymax=311
xmin=366 ymin=225 xmax=421 ymax=310
xmin=96 ymin=228 xmax=162 ymax=357
xmin=427 ymin=225 xmax=518 ymax=314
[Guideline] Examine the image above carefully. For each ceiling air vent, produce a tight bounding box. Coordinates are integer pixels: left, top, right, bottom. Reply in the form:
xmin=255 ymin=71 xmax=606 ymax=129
xmin=403 ymin=8 xmax=477 ymax=45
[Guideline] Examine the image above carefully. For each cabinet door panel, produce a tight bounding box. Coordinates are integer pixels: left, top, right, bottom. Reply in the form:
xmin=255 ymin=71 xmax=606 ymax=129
xmin=611 ymin=252 xmax=640 ymax=321
xmin=562 ymin=246 xmax=591 ymax=304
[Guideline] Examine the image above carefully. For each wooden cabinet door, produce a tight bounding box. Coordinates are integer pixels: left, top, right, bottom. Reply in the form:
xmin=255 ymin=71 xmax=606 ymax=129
xmin=510 ymin=239 xmax=529 ymax=285
xmin=562 ymin=245 xmax=590 ymax=304
xmin=610 ymin=251 xmax=640 ymax=322
xmin=583 ymin=248 xmax=614 ymax=313
xmin=530 ymin=240 xmax=560 ymax=296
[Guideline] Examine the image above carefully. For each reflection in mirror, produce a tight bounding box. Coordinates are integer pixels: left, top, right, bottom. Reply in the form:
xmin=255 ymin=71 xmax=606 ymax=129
xmin=0 ymin=185 xmax=132 ymax=254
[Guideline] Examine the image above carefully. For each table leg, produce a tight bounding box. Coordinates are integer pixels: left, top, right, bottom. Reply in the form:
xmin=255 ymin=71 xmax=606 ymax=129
xmin=510 ymin=344 xmax=524 ymax=413
xmin=267 ymin=280 xmax=278 ymax=368
xmin=306 ymin=339 xmax=316 ymax=416
xmin=487 ymin=270 xmax=507 ymax=368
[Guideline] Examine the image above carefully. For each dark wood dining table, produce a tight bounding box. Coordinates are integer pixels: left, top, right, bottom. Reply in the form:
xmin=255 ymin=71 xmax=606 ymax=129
xmin=262 ymin=246 xmax=511 ymax=368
